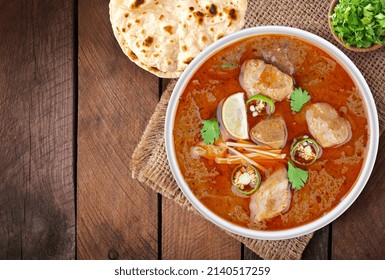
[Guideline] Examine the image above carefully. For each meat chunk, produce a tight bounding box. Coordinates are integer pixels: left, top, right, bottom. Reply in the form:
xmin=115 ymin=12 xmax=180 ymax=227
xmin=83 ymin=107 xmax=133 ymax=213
xmin=191 ymin=142 xmax=226 ymax=160
xmin=306 ymin=103 xmax=351 ymax=148
xmin=249 ymin=167 xmax=291 ymax=222
xmin=239 ymin=59 xmax=294 ymax=101
xmin=250 ymin=116 xmax=287 ymax=149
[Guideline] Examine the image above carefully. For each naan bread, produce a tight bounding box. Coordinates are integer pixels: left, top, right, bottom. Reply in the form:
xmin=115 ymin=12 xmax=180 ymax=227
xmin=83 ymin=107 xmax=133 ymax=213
xmin=109 ymin=0 xmax=247 ymax=78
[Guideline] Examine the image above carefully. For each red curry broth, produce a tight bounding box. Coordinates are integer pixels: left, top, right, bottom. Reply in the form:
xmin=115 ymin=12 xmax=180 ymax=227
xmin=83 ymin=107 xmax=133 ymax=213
xmin=173 ymin=35 xmax=368 ymax=230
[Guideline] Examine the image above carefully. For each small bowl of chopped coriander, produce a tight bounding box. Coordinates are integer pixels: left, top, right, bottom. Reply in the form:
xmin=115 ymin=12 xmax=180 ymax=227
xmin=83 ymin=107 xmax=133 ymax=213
xmin=328 ymin=0 xmax=385 ymax=52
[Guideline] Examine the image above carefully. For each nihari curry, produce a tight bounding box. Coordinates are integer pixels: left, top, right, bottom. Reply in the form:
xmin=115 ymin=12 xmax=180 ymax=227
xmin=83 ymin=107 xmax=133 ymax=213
xmin=173 ymin=35 xmax=368 ymax=230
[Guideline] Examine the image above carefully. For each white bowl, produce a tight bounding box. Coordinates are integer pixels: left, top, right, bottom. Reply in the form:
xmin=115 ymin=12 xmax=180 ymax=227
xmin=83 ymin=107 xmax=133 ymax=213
xmin=165 ymin=26 xmax=379 ymax=240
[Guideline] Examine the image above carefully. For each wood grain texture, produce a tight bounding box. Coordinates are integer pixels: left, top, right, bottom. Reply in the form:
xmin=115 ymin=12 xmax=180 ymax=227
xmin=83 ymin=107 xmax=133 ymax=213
xmin=0 ymin=0 xmax=75 ymax=259
xmin=302 ymin=226 xmax=329 ymax=259
xmin=332 ymin=132 xmax=385 ymax=259
xmin=77 ymin=0 xmax=159 ymax=259
xmin=162 ymin=198 xmax=241 ymax=259
xmin=243 ymin=246 xmax=263 ymax=260
xmin=1 ymin=0 xmax=382 ymax=261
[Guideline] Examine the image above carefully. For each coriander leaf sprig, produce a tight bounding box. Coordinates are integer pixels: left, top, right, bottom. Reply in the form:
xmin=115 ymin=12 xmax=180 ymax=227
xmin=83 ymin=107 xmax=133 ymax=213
xmin=290 ymin=88 xmax=310 ymax=112
xmin=201 ymin=118 xmax=220 ymax=145
xmin=288 ymin=161 xmax=309 ymax=190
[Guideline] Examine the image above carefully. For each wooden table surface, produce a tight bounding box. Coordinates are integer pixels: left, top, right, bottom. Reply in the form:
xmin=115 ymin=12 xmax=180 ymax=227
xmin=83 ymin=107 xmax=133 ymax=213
xmin=1 ymin=0 xmax=384 ymax=260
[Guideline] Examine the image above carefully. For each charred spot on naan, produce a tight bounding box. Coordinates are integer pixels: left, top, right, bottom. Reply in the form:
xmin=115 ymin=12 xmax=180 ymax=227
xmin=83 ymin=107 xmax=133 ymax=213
xmin=184 ymin=57 xmax=194 ymax=65
xmin=224 ymin=7 xmax=238 ymax=26
xmin=128 ymin=51 xmax=138 ymax=60
xmin=131 ymin=0 xmax=145 ymax=9
xmin=163 ymin=26 xmax=174 ymax=35
xmin=193 ymin=11 xmax=205 ymax=25
xmin=143 ymin=36 xmax=154 ymax=47
xmin=229 ymin=8 xmax=238 ymax=20
xmin=151 ymin=66 xmax=160 ymax=72
xmin=209 ymin=4 xmax=218 ymax=15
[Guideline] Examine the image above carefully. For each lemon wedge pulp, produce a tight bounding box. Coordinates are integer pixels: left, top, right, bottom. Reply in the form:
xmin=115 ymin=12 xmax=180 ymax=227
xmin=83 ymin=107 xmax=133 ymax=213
xmin=222 ymin=92 xmax=249 ymax=140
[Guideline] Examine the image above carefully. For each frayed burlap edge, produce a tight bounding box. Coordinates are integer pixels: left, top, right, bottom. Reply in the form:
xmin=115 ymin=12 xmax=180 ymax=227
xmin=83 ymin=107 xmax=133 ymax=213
xmin=131 ymin=80 xmax=313 ymax=260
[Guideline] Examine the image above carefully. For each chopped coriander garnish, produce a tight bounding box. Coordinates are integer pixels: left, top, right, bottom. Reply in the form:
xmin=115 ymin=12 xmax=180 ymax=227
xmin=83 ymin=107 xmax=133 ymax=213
xmin=290 ymin=88 xmax=310 ymax=112
xmin=330 ymin=0 xmax=385 ymax=48
xmin=201 ymin=118 xmax=220 ymax=145
xmin=288 ymin=161 xmax=309 ymax=190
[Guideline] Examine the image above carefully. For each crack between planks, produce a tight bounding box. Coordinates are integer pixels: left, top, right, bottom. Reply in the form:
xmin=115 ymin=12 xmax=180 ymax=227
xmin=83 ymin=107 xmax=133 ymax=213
xmin=157 ymin=193 xmax=162 ymax=260
xmin=157 ymin=77 xmax=163 ymax=260
xmin=73 ymin=0 xmax=79 ymax=260
xmin=24 ymin=0 xmax=37 ymax=259
xmin=158 ymin=78 xmax=163 ymax=100
xmin=24 ymin=79 xmax=32 ymax=260
xmin=328 ymin=223 xmax=333 ymax=260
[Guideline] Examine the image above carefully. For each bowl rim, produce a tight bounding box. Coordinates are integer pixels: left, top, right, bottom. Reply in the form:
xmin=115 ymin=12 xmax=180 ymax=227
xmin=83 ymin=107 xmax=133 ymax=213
xmin=164 ymin=26 xmax=379 ymax=240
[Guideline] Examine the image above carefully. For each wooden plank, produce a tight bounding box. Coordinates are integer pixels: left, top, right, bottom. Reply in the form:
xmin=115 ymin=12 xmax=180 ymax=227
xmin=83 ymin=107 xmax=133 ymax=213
xmin=162 ymin=198 xmax=241 ymax=259
xmin=0 ymin=0 xmax=75 ymax=259
xmin=77 ymin=0 xmax=159 ymax=259
xmin=243 ymin=246 xmax=263 ymax=260
xmin=332 ymin=132 xmax=385 ymax=259
xmin=302 ymin=226 xmax=329 ymax=259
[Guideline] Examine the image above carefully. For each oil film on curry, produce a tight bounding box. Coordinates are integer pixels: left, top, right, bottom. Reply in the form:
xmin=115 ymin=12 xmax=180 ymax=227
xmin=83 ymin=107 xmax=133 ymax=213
xmin=110 ymin=1 xmax=370 ymax=231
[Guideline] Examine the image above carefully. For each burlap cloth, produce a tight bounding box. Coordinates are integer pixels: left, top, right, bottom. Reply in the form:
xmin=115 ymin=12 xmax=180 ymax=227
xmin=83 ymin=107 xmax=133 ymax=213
xmin=131 ymin=0 xmax=385 ymax=260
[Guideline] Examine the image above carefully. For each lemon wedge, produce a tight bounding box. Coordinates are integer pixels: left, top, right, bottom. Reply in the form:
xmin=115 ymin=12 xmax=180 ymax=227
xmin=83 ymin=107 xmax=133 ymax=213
xmin=222 ymin=92 xmax=249 ymax=139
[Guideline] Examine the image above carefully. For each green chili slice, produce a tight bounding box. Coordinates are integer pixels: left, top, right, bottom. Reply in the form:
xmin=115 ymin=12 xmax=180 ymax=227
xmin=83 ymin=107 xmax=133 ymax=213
xmin=231 ymin=164 xmax=261 ymax=195
xmin=290 ymin=137 xmax=321 ymax=165
xmin=220 ymin=62 xmax=239 ymax=71
xmin=246 ymin=94 xmax=275 ymax=115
